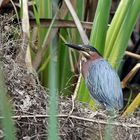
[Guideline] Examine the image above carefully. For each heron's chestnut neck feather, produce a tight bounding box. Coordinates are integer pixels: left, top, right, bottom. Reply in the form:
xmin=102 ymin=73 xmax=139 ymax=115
xmin=89 ymin=52 xmax=102 ymax=60
xmin=81 ymin=52 xmax=102 ymax=78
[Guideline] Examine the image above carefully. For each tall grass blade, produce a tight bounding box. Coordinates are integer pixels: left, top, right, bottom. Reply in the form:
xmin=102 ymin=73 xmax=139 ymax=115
xmin=48 ymin=2 xmax=59 ymax=140
xmin=58 ymin=31 xmax=72 ymax=93
xmin=0 ymin=62 xmax=16 ymax=140
xmin=48 ymin=40 xmax=58 ymax=140
xmin=122 ymin=93 xmax=140 ymax=117
xmin=32 ymin=0 xmax=40 ymax=25
xmin=108 ymin=0 xmax=140 ymax=68
xmin=104 ymin=0 xmax=134 ymax=59
xmin=90 ymin=0 xmax=111 ymax=54
xmin=64 ymin=0 xmax=89 ymax=44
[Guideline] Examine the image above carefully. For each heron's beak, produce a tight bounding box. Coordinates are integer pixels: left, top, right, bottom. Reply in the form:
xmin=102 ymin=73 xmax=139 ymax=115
xmin=65 ymin=43 xmax=90 ymax=58
xmin=65 ymin=43 xmax=88 ymax=51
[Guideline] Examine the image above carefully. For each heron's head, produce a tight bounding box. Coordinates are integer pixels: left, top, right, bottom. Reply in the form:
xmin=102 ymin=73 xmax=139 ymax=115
xmin=65 ymin=43 xmax=101 ymax=59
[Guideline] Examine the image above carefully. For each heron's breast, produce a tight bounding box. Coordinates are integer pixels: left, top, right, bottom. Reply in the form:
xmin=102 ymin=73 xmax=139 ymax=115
xmin=81 ymin=57 xmax=103 ymax=79
xmin=81 ymin=52 xmax=102 ymax=78
xmin=81 ymin=60 xmax=92 ymax=78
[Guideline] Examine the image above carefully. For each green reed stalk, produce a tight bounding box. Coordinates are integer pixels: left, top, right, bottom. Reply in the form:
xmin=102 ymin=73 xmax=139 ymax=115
xmin=0 ymin=62 xmax=16 ymax=140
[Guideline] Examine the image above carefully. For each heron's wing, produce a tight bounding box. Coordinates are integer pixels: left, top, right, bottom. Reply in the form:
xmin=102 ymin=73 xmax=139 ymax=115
xmin=86 ymin=59 xmax=123 ymax=110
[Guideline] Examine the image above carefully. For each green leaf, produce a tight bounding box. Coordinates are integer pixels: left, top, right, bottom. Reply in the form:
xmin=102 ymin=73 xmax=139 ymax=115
xmin=90 ymin=0 xmax=111 ymax=55
xmin=0 ymin=63 xmax=16 ymax=140
xmin=107 ymin=0 xmax=140 ymax=69
xmin=104 ymin=0 xmax=134 ymax=59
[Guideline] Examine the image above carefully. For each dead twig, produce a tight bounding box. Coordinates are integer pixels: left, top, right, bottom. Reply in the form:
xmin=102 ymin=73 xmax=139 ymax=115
xmin=98 ymin=119 xmax=103 ymax=140
xmin=125 ymin=51 xmax=140 ymax=60
xmin=0 ymin=114 xmax=139 ymax=128
xmin=121 ymin=63 xmax=140 ymax=88
xmin=30 ymin=19 xmax=93 ymax=29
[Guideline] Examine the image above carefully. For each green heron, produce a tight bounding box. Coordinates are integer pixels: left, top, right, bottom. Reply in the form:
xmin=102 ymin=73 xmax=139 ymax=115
xmin=66 ymin=43 xmax=124 ymax=110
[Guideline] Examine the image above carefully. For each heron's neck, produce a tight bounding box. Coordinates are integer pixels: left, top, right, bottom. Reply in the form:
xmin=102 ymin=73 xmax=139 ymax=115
xmin=89 ymin=52 xmax=102 ymax=60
